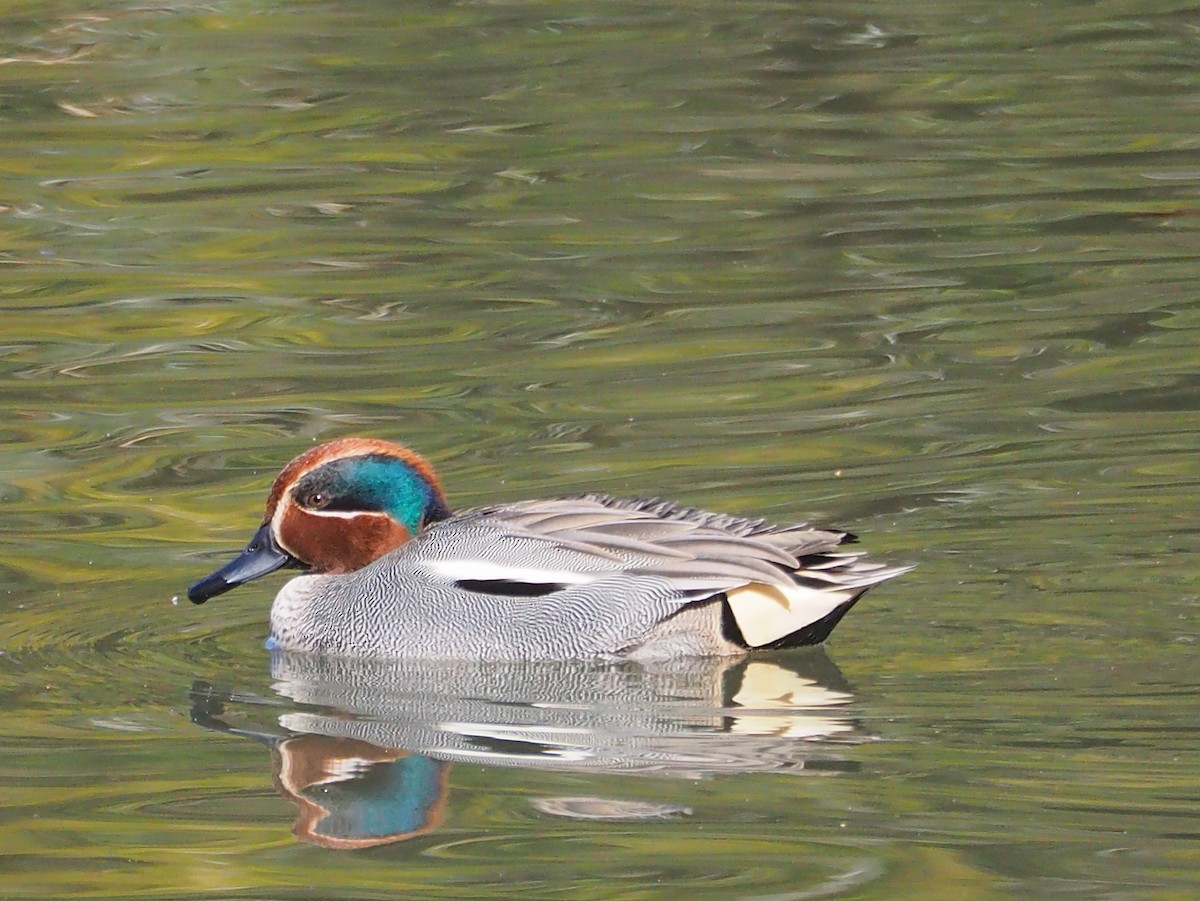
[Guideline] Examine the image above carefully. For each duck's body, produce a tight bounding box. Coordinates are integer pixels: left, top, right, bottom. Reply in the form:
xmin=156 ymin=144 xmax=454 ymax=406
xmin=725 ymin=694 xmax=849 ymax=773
xmin=189 ymin=439 xmax=909 ymax=661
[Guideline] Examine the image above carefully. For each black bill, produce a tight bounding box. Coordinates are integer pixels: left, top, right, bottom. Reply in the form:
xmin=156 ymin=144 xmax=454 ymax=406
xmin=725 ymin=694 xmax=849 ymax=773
xmin=188 ymin=523 xmax=295 ymax=604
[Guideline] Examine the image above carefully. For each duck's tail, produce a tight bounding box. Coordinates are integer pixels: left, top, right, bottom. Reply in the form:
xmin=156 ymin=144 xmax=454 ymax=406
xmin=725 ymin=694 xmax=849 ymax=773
xmin=723 ymin=550 xmax=913 ymax=648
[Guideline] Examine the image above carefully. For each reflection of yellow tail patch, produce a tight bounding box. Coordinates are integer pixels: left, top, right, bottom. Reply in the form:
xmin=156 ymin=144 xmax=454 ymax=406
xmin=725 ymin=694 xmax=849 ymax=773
xmin=734 ymin=662 xmax=850 ymax=708
xmin=726 ymin=582 xmax=851 ymax=648
xmin=729 ymin=662 xmax=853 ymax=738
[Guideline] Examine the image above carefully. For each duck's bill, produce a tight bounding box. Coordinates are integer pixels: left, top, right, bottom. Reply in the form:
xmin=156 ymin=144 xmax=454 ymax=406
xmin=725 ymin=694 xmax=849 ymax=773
xmin=188 ymin=524 xmax=295 ymax=604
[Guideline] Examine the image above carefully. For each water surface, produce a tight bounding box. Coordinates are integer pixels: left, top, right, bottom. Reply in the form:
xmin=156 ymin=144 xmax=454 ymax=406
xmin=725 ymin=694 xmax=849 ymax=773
xmin=2 ymin=1 xmax=1199 ymax=898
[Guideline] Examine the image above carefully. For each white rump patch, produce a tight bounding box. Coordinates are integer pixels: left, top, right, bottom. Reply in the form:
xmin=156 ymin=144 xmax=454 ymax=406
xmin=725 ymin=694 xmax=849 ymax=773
xmin=725 ymin=582 xmax=853 ymax=648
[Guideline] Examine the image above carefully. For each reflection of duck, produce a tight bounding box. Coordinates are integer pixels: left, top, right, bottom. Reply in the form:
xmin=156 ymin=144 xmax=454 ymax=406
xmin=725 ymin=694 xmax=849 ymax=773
xmin=188 ymin=438 xmax=909 ymax=659
xmin=268 ymin=652 xmax=863 ymax=772
xmin=190 ymin=650 xmax=865 ymax=848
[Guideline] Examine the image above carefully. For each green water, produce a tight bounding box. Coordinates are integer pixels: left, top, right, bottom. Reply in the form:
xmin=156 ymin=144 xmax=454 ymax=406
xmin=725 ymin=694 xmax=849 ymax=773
xmin=3 ymin=1 xmax=1199 ymax=897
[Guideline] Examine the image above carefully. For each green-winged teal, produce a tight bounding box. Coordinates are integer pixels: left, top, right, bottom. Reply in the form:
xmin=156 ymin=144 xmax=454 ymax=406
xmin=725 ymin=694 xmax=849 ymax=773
xmin=189 ymin=438 xmax=909 ymax=659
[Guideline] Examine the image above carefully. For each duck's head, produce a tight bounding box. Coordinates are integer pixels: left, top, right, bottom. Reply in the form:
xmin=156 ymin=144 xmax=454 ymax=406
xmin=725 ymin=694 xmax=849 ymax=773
xmin=188 ymin=438 xmax=451 ymax=604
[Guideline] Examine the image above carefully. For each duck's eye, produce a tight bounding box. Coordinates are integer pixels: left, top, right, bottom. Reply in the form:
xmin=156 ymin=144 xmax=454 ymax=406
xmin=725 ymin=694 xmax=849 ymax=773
xmin=299 ymin=491 xmax=329 ymax=510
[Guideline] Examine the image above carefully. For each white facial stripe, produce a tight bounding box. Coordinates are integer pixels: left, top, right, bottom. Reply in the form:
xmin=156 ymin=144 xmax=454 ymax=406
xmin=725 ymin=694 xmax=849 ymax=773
xmin=270 ymin=483 xmax=392 ymax=559
xmin=269 ymin=493 xmax=291 ymax=554
xmin=424 ymin=559 xmax=598 ymax=585
xmin=296 ymin=507 xmax=367 ymax=520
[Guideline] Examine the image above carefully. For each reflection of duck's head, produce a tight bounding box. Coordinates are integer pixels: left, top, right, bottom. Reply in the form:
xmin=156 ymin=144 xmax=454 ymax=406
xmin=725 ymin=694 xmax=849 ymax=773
xmin=272 ymin=735 xmax=449 ymax=850
xmin=188 ymin=437 xmax=910 ymax=659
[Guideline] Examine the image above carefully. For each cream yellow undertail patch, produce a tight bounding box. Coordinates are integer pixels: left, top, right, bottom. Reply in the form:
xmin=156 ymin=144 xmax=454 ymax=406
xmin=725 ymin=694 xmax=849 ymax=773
xmin=725 ymin=582 xmax=852 ymax=648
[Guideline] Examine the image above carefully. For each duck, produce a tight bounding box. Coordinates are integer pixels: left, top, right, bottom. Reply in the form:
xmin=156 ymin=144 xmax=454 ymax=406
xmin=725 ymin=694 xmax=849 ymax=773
xmin=188 ymin=438 xmax=910 ymax=660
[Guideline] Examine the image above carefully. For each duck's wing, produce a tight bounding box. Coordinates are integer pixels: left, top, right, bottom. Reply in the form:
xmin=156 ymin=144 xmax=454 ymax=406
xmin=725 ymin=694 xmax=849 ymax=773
xmin=409 ymin=495 xmax=909 ymax=650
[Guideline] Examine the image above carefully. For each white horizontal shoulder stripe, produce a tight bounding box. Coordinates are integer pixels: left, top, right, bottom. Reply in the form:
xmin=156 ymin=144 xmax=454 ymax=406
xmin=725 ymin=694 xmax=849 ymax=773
xmin=423 ymin=559 xmax=599 ymax=585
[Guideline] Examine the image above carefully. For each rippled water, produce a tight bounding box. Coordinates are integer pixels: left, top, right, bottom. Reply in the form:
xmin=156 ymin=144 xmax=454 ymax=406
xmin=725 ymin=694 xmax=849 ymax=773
xmin=3 ymin=1 xmax=1200 ymax=898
